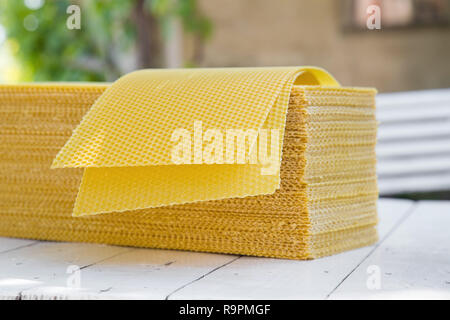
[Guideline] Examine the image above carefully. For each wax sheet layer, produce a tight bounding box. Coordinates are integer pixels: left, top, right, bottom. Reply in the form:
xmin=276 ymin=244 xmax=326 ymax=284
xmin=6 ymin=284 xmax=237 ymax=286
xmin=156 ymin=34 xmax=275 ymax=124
xmin=52 ymin=67 xmax=338 ymax=215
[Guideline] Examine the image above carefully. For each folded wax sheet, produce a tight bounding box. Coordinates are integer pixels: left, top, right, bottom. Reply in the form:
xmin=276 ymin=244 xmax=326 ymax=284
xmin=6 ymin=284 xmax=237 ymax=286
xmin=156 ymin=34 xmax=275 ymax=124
xmin=52 ymin=67 xmax=339 ymax=216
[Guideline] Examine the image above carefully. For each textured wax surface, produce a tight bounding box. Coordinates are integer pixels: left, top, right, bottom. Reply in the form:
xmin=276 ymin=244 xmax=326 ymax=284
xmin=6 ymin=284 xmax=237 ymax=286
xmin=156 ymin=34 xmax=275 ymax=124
xmin=52 ymin=67 xmax=339 ymax=215
xmin=0 ymin=83 xmax=378 ymax=259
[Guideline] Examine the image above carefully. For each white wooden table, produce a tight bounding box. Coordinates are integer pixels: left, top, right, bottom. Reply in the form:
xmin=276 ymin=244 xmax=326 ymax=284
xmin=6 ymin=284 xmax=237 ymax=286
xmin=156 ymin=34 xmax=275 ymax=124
xmin=0 ymin=198 xmax=449 ymax=300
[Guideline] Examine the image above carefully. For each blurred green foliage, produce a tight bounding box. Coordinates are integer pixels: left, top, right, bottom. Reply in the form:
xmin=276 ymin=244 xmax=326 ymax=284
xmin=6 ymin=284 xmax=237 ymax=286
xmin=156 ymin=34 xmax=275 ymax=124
xmin=0 ymin=0 xmax=211 ymax=82
xmin=151 ymin=0 xmax=212 ymax=39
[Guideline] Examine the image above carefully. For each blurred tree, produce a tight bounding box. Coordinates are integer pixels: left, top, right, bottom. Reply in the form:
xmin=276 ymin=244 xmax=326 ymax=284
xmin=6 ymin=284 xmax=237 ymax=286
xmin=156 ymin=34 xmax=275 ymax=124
xmin=0 ymin=0 xmax=212 ymax=81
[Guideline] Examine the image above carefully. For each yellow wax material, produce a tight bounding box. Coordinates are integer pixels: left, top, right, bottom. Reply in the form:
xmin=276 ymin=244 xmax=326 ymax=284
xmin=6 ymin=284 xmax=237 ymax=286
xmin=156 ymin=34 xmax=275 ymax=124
xmin=51 ymin=67 xmax=339 ymax=216
xmin=0 ymin=82 xmax=378 ymax=259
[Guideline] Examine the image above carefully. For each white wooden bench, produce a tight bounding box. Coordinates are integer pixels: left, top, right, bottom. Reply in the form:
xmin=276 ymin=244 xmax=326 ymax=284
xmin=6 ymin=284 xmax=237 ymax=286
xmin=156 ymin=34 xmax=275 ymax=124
xmin=377 ymin=88 xmax=450 ymax=195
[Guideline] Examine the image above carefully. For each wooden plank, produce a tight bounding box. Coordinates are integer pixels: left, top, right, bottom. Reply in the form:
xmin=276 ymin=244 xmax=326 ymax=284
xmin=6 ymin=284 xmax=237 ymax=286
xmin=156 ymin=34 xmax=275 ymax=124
xmin=376 ymin=89 xmax=450 ymax=109
xmin=378 ymin=122 xmax=450 ymax=142
xmin=377 ymin=103 xmax=450 ymax=124
xmin=377 ymin=156 xmax=450 ymax=177
xmin=377 ymin=139 xmax=450 ymax=159
xmin=0 ymin=241 xmax=131 ymax=300
xmin=378 ymin=172 xmax=450 ymax=195
xmin=329 ymin=201 xmax=450 ymax=300
xmin=20 ymin=249 xmax=238 ymax=300
xmin=169 ymin=199 xmax=414 ymax=299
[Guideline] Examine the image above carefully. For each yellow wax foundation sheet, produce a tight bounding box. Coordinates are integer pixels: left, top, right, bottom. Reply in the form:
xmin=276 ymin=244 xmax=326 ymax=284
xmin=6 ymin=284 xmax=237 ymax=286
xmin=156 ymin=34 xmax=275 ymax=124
xmin=52 ymin=67 xmax=339 ymax=216
xmin=0 ymin=75 xmax=378 ymax=259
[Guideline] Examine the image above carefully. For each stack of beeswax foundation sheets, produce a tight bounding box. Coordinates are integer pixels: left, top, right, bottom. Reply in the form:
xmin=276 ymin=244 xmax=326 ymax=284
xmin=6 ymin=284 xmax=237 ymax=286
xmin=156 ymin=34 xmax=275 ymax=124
xmin=0 ymin=67 xmax=378 ymax=259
